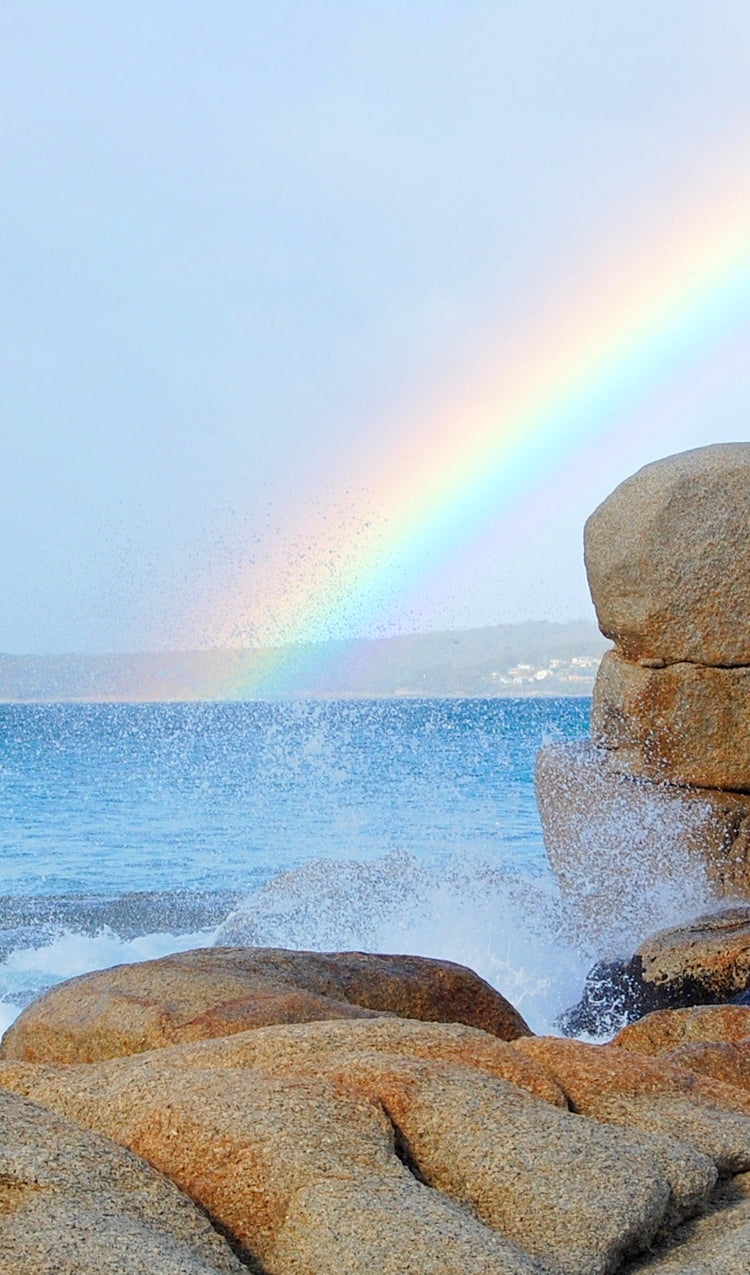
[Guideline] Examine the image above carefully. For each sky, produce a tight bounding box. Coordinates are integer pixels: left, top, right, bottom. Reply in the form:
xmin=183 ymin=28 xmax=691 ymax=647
xmin=2 ymin=1 xmax=750 ymax=654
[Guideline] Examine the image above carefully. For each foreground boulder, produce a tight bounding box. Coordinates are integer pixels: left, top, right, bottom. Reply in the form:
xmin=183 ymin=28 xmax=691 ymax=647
xmin=583 ymin=441 xmax=750 ymax=666
xmin=0 ymin=1016 xmax=737 ymax=1275
xmin=561 ymin=908 xmax=750 ymax=1036
xmin=661 ymin=1041 xmax=750 ymax=1095
xmin=613 ymin=1005 xmax=750 ymax=1055
xmin=535 ymin=742 xmax=750 ymax=938
xmin=621 ymin=1171 xmax=750 ymax=1273
xmin=514 ymin=1034 xmax=750 ymax=1175
xmin=592 ymin=652 xmax=750 ymax=790
xmin=0 ymin=1087 xmax=246 ymax=1275
xmin=0 ymin=946 xmax=530 ymax=1063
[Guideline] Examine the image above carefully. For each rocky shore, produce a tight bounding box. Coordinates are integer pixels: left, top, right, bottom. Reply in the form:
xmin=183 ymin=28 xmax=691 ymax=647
xmin=5 ymin=443 xmax=750 ymax=1274
xmin=4 ymin=942 xmax=750 ymax=1273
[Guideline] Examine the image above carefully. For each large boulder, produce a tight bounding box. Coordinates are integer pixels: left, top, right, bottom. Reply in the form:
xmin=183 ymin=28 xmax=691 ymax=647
xmin=0 ymin=1087 xmax=246 ymax=1275
xmin=583 ymin=442 xmax=750 ymax=665
xmin=535 ymin=741 xmax=750 ymax=943
xmin=662 ymin=1041 xmax=750 ymax=1094
xmin=592 ymin=651 xmax=750 ymax=790
xmin=0 ymin=1015 xmax=734 ymax=1275
xmin=0 ymin=945 xmax=530 ymax=1063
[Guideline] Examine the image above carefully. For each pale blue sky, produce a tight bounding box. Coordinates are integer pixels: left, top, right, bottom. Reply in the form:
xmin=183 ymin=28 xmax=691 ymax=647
xmin=2 ymin=2 xmax=750 ymax=651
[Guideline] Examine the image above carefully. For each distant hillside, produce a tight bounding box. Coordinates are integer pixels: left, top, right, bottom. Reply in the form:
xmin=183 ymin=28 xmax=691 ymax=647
xmin=0 ymin=621 xmax=609 ymax=702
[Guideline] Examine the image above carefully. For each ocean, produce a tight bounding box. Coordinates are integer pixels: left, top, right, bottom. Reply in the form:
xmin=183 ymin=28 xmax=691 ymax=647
xmin=0 ymin=696 xmax=648 ymax=1037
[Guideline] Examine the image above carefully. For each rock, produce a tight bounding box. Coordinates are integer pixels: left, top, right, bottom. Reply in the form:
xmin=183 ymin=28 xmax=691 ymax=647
xmin=561 ymin=908 xmax=750 ymax=1036
xmin=514 ymin=1034 xmax=750 ymax=1174
xmin=0 ymin=1016 xmax=726 ymax=1275
xmin=156 ymin=1015 xmax=567 ymax=1106
xmin=0 ymin=945 xmax=530 ymax=1063
xmin=592 ymin=651 xmax=750 ymax=790
xmin=583 ymin=441 xmax=750 ymax=665
xmin=0 ymin=1087 xmax=247 ymax=1275
xmin=663 ymin=1042 xmax=750 ymax=1093
xmin=621 ymin=1171 xmax=750 ymax=1273
xmin=612 ymin=1005 xmax=750 ymax=1054
xmin=629 ymin=907 xmax=750 ymax=1006
xmin=535 ymin=741 xmax=750 ymax=942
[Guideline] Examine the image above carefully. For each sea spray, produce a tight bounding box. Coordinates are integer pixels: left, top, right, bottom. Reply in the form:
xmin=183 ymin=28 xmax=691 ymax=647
xmin=214 ymin=851 xmax=600 ymax=1033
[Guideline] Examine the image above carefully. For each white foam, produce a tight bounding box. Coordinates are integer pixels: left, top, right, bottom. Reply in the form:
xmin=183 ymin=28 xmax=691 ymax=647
xmin=0 ymin=925 xmax=217 ymax=1034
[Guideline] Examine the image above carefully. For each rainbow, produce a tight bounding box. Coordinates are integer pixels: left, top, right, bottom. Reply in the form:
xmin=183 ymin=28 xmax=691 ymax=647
xmin=202 ymin=185 xmax=750 ymax=698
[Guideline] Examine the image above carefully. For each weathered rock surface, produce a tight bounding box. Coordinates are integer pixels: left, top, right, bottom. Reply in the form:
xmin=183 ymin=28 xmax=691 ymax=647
xmin=613 ymin=1005 xmax=750 ymax=1055
xmin=663 ymin=1041 xmax=750 ymax=1093
xmin=535 ymin=742 xmax=750 ymax=940
xmin=0 ymin=1015 xmax=730 ymax=1275
xmin=514 ymin=1035 xmax=750 ymax=1174
xmin=630 ymin=907 xmax=750 ymax=1006
xmin=623 ymin=1171 xmax=750 ymax=1273
xmin=561 ymin=908 xmax=750 ymax=1036
xmin=592 ymin=650 xmax=750 ymax=790
xmin=583 ymin=441 xmax=750 ymax=666
xmin=0 ymin=945 xmax=530 ymax=1063
xmin=0 ymin=1087 xmax=247 ymax=1275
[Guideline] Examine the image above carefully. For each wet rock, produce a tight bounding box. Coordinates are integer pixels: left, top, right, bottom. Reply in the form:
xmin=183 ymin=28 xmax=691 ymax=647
xmin=535 ymin=742 xmax=750 ymax=940
xmin=561 ymin=908 xmax=750 ymax=1036
xmin=0 ymin=1015 xmax=725 ymax=1275
xmin=583 ymin=441 xmax=750 ymax=666
xmin=0 ymin=1087 xmax=247 ymax=1275
xmin=592 ymin=651 xmax=750 ymax=790
xmin=612 ymin=1005 xmax=750 ymax=1055
xmin=0 ymin=945 xmax=530 ymax=1063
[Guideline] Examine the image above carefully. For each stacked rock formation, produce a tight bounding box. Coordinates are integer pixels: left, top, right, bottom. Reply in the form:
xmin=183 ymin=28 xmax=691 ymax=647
xmin=537 ymin=443 xmax=750 ymax=940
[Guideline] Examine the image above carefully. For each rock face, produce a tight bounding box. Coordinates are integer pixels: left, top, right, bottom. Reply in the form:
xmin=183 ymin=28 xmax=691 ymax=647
xmin=621 ymin=1171 xmax=750 ymax=1273
xmin=0 ymin=946 xmax=530 ymax=1063
xmin=538 ymin=444 xmax=750 ymax=944
xmin=514 ymin=1034 xmax=750 ymax=1175
xmin=535 ymin=742 xmax=750 ymax=940
xmin=5 ymin=1015 xmax=750 ymax=1275
xmin=0 ymin=1087 xmax=247 ymax=1275
xmin=583 ymin=442 xmax=750 ymax=666
xmin=592 ymin=651 xmax=750 ymax=790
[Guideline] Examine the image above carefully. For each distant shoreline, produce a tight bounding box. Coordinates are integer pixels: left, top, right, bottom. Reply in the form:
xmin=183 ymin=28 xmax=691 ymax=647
xmin=0 ymin=619 xmax=607 ymax=703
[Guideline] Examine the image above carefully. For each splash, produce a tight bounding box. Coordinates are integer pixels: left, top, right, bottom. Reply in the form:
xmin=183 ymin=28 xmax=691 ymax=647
xmin=212 ymin=852 xmax=604 ymax=1033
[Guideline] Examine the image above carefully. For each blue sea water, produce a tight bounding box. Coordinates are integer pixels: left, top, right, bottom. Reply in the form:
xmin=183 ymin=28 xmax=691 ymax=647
xmin=0 ymin=697 xmax=600 ymax=1034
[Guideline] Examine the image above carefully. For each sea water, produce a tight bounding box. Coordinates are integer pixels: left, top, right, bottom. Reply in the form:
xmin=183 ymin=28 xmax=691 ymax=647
xmin=0 ymin=697 xmax=704 ymax=1038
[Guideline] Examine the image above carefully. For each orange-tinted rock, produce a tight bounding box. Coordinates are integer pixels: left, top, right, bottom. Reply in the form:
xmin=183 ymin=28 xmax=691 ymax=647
xmin=0 ymin=1087 xmax=247 ymax=1275
xmin=514 ymin=1034 xmax=750 ymax=1174
xmin=0 ymin=946 xmax=530 ymax=1063
xmin=155 ymin=1016 xmax=567 ymax=1107
xmin=583 ymin=442 xmax=750 ymax=666
xmin=592 ymin=651 xmax=750 ymax=791
xmin=664 ymin=1041 xmax=750 ymax=1093
xmin=565 ymin=908 xmax=750 ymax=1037
xmin=0 ymin=1017 xmax=720 ymax=1275
xmin=633 ymin=907 xmax=750 ymax=1005
xmin=613 ymin=1005 xmax=750 ymax=1054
